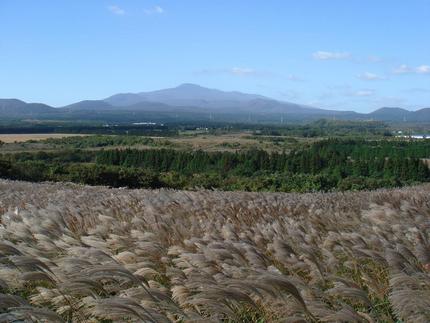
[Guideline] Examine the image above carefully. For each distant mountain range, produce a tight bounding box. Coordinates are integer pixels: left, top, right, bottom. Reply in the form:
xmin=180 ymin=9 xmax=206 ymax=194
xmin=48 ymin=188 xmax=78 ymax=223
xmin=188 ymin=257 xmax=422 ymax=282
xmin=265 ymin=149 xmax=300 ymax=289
xmin=0 ymin=99 xmax=53 ymax=116
xmin=1 ymin=84 xmax=429 ymax=123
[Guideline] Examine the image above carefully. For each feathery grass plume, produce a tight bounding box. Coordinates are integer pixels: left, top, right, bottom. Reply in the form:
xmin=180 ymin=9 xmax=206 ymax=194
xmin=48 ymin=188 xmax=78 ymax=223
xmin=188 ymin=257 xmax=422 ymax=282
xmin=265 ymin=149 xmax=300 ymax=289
xmin=389 ymin=273 xmax=430 ymax=322
xmin=188 ymin=286 xmax=261 ymax=321
xmin=0 ymin=312 xmax=25 ymax=322
xmin=321 ymin=305 xmax=370 ymax=322
xmin=0 ymin=180 xmax=430 ymax=321
xmin=327 ymin=285 xmax=372 ymax=307
xmin=0 ymin=295 xmax=63 ymax=323
xmin=0 ymin=242 xmax=22 ymax=257
xmin=58 ymin=277 xmax=108 ymax=298
xmin=0 ymin=293 xmax=29 ymax=309
xmin=91 ymin=296 xmax=169 ymax=322
xmin=8 ymin=255 xmax=55 ymax=275
xmin=8 ymin=306 xmax=64 ymax=322
xmin=20 ymin=271 xmax=56 ymax=285
xmin=415 ymin=233 xmax=430 ymax=265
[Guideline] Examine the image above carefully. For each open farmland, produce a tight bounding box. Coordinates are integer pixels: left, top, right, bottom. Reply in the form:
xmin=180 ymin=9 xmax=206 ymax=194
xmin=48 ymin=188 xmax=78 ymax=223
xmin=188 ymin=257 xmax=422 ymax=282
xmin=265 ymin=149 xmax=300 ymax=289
xmin=166 ymin=133 xmax=313 ymax=152
xmin=0 ymin=180 xmax=429 ymax=322
xmin=0 ymin=132 xmax=311 ymax=153
xmin=0 ymin=134 xmax=88 ymax=143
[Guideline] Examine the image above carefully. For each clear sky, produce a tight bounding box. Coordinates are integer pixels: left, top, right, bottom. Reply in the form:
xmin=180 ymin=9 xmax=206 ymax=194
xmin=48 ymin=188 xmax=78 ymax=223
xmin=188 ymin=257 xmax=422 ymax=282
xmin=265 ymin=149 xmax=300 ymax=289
xmin=1 ymin=0 xmax=429 ymax=112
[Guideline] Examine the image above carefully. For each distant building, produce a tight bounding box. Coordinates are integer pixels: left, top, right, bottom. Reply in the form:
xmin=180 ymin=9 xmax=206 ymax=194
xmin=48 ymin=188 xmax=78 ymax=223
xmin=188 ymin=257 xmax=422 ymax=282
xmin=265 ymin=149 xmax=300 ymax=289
xmin=132 ymin=122 xmax=157 ymax=125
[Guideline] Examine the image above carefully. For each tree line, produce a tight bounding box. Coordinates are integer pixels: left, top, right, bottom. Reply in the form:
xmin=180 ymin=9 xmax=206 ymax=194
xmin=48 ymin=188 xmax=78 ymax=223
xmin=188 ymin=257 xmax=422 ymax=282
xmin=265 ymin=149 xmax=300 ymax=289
xmin=1 ymin=139 xmax=430 ymax=192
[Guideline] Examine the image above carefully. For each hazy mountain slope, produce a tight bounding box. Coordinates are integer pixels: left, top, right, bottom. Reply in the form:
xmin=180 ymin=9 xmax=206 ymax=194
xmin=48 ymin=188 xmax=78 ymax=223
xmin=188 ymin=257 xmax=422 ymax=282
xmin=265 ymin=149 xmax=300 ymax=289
xmin=63 ymin=100 xmax=116 ymax=111
xmin=364 ymin=107 xmax=430 ymax=122
xmin=105 ymin=83 xmax=267 ymax=107
xmin=368 ymin=107 xmax=411 ymax=121
xmin=0 ymin=99 xmax=54 ymax=116
xmin=102 ymin=93 xmax=146 ymax=107
xmin=62 ymin=98 xmax=183 ymax=113
xmin=104 ymin=83 xmax=332 ymax=115
xmin=0 ymin=84 xmax=428 ymax=122
xmin=410 ymin=108 xmax=430 ymax=121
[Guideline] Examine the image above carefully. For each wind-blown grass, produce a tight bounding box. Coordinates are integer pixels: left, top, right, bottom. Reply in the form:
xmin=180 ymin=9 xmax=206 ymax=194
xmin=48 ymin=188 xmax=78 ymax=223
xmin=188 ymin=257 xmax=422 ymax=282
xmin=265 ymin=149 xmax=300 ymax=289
xmin=0 ymin=180 xmax=429 ymax=322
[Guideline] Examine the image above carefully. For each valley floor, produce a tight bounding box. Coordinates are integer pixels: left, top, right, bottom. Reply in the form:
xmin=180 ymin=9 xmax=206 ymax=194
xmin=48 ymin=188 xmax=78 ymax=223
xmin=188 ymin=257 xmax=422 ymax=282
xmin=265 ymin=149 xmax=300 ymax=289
xmin=0 ymin=180 xmax=429 ymax=322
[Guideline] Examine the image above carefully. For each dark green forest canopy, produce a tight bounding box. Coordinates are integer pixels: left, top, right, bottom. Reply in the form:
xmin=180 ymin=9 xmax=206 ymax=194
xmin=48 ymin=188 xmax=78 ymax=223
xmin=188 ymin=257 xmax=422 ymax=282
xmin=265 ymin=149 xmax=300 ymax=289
xmin=1 ymin=138 xmax=430 ymax=192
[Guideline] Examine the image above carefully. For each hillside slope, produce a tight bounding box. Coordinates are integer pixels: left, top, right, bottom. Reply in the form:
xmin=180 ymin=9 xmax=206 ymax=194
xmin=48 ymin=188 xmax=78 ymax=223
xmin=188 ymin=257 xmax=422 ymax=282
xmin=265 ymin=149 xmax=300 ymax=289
xmin=0 ymin=180 xmax=429 ymax=322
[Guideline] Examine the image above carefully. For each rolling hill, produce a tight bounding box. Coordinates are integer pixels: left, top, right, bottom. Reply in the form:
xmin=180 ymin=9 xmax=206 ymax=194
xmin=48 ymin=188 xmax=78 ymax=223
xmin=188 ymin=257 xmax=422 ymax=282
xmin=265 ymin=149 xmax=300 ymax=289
xmin=367 ymin=107 xmax=430 ymax=122
xmin=0 ymin=99 xmax=55 ymax=117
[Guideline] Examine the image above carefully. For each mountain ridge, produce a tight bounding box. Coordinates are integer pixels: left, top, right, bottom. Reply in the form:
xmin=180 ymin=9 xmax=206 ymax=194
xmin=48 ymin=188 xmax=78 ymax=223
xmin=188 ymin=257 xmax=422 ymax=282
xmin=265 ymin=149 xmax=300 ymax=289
xmin=0 ymin=84 xmax=429 ymax=123
xmin=0 ymin=98 xmax=54 ymax=116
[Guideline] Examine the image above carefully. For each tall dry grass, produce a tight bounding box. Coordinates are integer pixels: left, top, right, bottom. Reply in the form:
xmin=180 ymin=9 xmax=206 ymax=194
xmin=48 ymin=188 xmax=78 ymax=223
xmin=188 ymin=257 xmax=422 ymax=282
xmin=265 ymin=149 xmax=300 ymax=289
xmin=0 ymin=180 xmax=429 ymax=322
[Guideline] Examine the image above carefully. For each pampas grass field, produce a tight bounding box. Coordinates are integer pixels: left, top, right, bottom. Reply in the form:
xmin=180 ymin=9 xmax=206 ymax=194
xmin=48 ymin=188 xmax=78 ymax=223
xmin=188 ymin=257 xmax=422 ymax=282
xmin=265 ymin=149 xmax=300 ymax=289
xmin=0 ymin=180 xmax=429 ymax=322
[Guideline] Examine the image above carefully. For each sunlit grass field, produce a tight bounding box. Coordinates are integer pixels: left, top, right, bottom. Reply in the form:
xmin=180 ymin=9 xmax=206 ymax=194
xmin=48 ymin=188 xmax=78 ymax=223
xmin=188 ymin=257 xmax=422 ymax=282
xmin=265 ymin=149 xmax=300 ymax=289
xmin=0 ymin=180 xmax=429 ymax=322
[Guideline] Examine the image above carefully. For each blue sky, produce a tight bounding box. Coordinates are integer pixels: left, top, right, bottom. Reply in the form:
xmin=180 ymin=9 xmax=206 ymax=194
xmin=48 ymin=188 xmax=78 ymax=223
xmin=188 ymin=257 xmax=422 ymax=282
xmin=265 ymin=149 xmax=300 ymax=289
xmin=1 ymin=0 xmax=429 ymax=112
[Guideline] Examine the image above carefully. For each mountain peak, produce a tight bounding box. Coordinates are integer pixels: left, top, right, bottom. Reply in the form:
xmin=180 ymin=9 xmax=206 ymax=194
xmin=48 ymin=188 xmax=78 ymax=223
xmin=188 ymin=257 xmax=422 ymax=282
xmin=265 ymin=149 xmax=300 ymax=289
xmin=105 ymin=83 xmax=269 ymax=108
xmin=176 ymin=83 xmax=203 ymax=89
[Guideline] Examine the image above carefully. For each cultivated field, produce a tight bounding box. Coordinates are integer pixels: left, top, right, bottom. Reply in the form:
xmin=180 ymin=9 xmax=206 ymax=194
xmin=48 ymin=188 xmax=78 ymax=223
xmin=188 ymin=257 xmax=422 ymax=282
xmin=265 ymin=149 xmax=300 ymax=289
xmin=0 ymin=180 xmax=429 ymax=322
xmin=0 ymin=134 xmax=88 ymax=143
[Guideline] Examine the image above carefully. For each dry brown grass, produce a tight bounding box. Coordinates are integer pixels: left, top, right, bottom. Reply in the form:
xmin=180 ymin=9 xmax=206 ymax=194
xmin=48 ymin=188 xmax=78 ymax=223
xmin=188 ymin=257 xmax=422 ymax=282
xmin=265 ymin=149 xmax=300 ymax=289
xmin=166 ymin=133 xmax=312 ymax=152
xmin=0 ymin=180 xmax=429 ymax=322
xmin=0 ymin=134 xmax=88 ymax=143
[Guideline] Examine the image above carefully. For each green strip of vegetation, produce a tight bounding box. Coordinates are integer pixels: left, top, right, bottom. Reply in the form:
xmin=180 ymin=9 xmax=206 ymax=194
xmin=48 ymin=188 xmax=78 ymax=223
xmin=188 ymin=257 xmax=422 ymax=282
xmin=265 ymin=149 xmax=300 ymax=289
xmin=1 ymin=138 xmax=430 ymax=192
